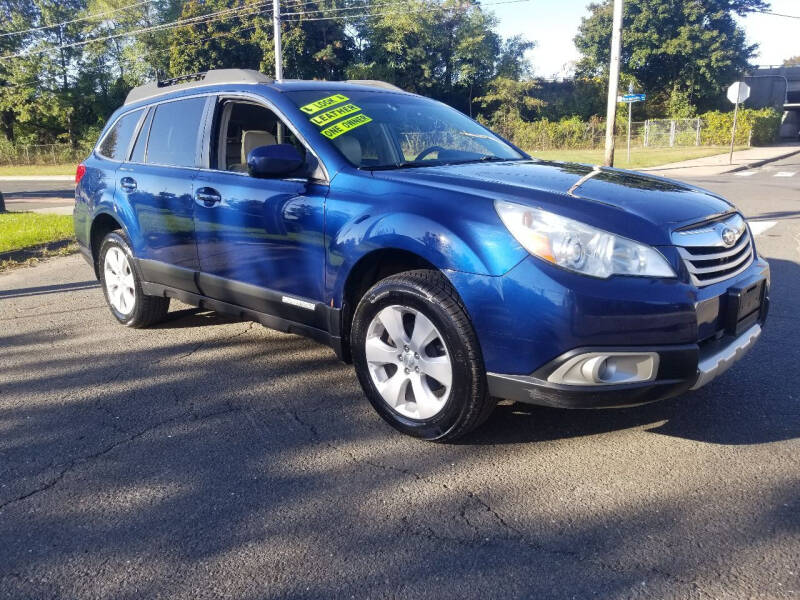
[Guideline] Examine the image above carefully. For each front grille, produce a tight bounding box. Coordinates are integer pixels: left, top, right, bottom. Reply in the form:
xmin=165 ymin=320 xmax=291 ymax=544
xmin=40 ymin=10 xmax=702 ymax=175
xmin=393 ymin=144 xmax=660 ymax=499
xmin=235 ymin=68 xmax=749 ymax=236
xmin=673 ymin=214 xmax=754 ymax=287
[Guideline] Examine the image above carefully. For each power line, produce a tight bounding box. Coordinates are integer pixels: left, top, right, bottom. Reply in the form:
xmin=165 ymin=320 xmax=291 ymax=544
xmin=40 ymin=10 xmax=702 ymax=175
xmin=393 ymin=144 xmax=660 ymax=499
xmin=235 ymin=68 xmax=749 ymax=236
xmin=0 ymin=0 xmax=153 ymax=39
xmin=745 ymin=9 xmax=800 ymax=19
xmin=0 ymin=2 xmax=274 ymax=60
xmin=0 ymin=0 xmax=532 ymax=62
xmin=282 ymin=0 xmax=532 ymax=22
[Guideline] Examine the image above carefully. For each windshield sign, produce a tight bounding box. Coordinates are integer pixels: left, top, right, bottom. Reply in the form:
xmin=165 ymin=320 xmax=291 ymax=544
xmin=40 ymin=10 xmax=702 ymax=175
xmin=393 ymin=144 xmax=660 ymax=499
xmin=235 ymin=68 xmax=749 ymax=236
xmin=288 ymin=90 xmax=524 ymax=170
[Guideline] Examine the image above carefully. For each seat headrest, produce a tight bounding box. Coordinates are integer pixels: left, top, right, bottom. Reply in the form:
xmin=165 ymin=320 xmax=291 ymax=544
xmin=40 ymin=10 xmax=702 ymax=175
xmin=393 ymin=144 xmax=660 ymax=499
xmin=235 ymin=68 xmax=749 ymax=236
xmin=241 ymin=130 xmax=276 ymax=164
xmin=333 ymin=135 xmax=362 ymax=166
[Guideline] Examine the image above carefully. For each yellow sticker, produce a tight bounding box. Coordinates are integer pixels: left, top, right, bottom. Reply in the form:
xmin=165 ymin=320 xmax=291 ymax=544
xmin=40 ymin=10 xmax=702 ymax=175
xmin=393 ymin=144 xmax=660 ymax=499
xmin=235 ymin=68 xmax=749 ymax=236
xmin=320 ymin=113 xmax=373 ymax=139
xmin=310 ymin=103 xmax=361 ymax=126
xmin=299 ymin=94 xmax=349 ymax=115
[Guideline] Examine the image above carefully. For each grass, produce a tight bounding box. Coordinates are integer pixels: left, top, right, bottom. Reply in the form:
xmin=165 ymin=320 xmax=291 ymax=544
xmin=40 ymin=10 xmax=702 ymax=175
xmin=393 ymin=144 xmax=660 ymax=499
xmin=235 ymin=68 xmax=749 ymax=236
xmin=0 ymin=241 xmax=78 ymax=272
xmin=0 ymin=163 xmax=76 ymax=177
xmin=528 ymin=145 xmax=747 ymax=169
xmin=0 ymin=212 xmax=75 ymax=253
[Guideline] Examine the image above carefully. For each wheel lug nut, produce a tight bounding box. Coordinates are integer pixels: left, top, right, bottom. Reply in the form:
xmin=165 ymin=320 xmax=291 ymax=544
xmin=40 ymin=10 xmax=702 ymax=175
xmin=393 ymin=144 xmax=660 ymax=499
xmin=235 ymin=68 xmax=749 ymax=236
xmin=414 ymin=353 xmax=419 ymax=359
xmin=415 ymin=366 xmax=420 ymax=373
xmin=403 ymin=345 xmax=409 ymax=351
xmin=397 ymin=354 xmax=403 ymax=360
xmin=404 ymin=368 xmax=410 ymax=374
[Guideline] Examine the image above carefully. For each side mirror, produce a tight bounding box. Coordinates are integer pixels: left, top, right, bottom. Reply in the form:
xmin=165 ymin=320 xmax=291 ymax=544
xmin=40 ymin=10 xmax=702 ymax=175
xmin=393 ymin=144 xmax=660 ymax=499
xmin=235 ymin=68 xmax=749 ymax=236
xmin=247 ymin=144 xmax=304 ymax=178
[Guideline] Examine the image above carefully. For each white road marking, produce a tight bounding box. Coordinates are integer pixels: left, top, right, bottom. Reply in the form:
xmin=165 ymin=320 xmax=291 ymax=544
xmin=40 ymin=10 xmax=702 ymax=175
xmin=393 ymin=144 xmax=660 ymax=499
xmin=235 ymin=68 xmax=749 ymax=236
xmin=748 ymin=220 xmax=777 ymax=236
xmin=775 ymin=171 xmax=796 ymax=177
xmin=735 ymin=171 xmax=757 ymax=177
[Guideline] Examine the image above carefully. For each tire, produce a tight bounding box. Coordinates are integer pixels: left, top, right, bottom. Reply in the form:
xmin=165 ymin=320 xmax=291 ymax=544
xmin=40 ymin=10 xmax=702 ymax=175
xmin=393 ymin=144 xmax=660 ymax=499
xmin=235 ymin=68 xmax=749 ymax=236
xmin=98 ymin=230 xmax=170 ymax=328
xmin=351 ymin=269 xmax=495 ymax=441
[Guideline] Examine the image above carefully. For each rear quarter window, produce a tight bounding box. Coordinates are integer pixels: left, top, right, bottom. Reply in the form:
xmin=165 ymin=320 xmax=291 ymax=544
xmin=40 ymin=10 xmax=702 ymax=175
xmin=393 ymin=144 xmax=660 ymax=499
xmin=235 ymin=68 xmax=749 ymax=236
xmin=97 ymin=109 xmax=143 ymax=161
xmin=145 ymin=97 xmax=207 ymax=168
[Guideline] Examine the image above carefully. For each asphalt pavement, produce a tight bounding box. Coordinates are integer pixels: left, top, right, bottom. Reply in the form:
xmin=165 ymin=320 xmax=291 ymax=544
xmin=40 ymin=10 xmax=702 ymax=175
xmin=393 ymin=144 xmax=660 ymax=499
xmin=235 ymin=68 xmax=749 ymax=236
xmin=0 ymin=159 xmax=798 ymax=599
xmin=0 ymin=179 xmax=74 ymax=212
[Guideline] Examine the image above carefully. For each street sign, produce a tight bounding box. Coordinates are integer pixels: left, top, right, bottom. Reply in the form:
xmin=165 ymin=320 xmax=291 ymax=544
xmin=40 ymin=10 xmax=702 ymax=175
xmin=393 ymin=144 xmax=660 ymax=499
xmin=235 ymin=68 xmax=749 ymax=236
xmin=727 ymin=82 xmax=750 ymax=104
xmin=619 ymin=93 xmax=646 ymax=103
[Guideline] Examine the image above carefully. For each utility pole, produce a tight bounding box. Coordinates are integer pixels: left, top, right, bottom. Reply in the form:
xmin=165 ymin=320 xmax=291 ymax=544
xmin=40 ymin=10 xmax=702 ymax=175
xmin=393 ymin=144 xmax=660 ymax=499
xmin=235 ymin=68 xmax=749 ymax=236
xmin=603 ymin=0 xmax=624 ymax=167
xmin=273 ymin=0 xmax=283 ymax=80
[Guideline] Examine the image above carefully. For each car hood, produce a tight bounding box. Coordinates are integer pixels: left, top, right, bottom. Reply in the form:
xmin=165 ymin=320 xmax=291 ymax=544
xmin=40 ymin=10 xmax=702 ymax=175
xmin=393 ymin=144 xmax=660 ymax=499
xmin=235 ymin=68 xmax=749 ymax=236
xmin=370 ymin=159 xmax=733 ymax=231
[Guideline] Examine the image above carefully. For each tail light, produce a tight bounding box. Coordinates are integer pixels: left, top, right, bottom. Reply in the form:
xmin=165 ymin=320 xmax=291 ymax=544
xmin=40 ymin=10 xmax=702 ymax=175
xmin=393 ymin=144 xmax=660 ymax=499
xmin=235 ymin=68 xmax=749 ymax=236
xmin=75 ymin=164 xmax=87 ymax=184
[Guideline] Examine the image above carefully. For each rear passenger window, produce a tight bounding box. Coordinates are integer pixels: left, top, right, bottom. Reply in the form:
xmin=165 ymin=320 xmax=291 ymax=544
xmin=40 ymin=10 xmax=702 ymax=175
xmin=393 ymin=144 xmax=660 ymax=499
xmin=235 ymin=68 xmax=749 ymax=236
xmin=130 ymin=108 xmax=154 ymax=164
xmin=146 ymin=97 xmax=206 ymax=168
xmin=98 ymin=109 xmax=143 ymax=161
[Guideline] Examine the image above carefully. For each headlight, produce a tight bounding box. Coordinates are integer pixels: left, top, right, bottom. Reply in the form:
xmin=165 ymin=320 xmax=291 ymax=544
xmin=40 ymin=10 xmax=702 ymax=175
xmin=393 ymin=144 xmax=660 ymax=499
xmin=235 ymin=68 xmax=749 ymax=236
xmin=495 ymin=200 xmax=676 ymax=278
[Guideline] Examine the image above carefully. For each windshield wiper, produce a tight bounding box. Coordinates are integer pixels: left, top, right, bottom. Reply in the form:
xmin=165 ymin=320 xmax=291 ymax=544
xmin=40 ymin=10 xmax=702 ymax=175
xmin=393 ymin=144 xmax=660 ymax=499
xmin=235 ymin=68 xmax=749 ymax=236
xmin=449 ymin=155 xmax=517 ymax=165
xmin=366 ymin=161 xmax=438 ymax=171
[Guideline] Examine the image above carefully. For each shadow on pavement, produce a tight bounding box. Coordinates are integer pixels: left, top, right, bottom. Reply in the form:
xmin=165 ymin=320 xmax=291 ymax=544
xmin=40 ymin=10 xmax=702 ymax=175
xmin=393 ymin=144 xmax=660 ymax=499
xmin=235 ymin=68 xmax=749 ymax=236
xmin=0 ymin=259 xmax=797 ymax=598
xmin=0 ymin=280 xmax=99 ymax=299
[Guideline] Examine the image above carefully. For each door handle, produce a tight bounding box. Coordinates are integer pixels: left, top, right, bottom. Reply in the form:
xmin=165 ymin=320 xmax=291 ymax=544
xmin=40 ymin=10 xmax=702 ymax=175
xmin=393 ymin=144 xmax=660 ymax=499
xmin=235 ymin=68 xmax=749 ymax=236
xmin=120 ymin=177 xmax=137 ymax=192
xmin=195 ymin=187 xmax=222 ymax=207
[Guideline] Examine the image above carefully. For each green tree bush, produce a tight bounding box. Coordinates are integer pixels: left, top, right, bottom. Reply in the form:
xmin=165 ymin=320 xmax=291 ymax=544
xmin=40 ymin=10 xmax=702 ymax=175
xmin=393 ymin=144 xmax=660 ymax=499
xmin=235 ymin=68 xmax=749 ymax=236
xmin=700 ymin=107 xmax=782 ymax=146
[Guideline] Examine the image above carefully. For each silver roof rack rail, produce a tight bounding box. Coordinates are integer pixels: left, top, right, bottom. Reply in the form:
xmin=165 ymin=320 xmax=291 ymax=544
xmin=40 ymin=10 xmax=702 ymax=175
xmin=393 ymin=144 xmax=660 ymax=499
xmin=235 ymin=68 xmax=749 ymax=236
xmin=125 ymin=69 xmax=272 ymax=105
xmin=345 ymin=80 xmax=404 ymax=92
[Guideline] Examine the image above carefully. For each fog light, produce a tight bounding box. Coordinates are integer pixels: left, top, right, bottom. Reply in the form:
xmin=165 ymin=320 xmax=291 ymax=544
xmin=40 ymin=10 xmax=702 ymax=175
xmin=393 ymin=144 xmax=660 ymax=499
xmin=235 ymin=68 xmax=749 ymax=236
xmin=548 ymin=352 xmax=659 ymax=386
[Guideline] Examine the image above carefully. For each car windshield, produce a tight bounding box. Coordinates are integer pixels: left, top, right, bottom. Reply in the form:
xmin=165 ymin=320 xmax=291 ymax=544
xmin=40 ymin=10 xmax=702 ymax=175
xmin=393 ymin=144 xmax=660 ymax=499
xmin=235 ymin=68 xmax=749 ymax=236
xmin=286 ymin=89 xmax=524 ymax=169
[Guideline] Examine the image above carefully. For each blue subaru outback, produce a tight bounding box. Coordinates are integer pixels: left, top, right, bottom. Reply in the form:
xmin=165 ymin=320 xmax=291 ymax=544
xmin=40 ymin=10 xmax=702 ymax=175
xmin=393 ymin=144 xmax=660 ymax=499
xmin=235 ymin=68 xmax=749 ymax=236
xmin=74 ymin=69 xmax=769 ymax=440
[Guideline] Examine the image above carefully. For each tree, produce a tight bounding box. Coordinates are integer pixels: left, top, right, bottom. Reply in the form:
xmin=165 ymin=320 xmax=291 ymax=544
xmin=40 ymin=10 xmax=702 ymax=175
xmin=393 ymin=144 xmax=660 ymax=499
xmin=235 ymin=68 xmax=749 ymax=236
xmin=476 ymin=77 xmax=543 ymax=138
xmin=574 ymin=0 xmax=768 ymax=116
xmin=783 ymin=56 xmax=800 ymax=67
xmin=349 ymin=0 xmax=528 ymax=114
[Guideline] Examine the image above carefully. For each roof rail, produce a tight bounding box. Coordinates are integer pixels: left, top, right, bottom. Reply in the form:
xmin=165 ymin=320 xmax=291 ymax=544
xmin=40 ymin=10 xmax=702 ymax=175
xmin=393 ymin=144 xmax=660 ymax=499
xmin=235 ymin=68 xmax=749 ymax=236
xmin=345 ymin=80 xmax=404 ymax=92
xmin=125 ymin=69 xmax=272 ymax=105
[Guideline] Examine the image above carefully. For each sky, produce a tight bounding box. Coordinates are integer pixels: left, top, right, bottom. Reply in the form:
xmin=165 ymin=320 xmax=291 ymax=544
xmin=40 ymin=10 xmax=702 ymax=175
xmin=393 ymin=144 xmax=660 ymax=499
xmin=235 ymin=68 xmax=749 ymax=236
xmin=490 ymin=0 xmax=800 ymax=79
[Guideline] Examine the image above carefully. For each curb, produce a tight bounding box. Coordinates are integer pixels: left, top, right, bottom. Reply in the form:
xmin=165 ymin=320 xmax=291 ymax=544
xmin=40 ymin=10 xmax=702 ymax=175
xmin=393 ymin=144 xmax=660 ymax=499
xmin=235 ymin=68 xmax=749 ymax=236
xmin=0 ymin=175 xmax=75 ymax=181
xmin=0 ymin=238 xmax=77 ymax=264
xmin=725 ymin=147 xmax=800 ymax=174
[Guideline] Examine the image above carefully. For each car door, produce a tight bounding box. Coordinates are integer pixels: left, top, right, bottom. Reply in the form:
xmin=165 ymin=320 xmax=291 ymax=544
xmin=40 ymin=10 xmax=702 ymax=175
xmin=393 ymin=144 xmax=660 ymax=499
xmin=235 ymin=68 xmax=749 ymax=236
xmin=193 ymin=96 xmax=328 ymax=322
xmin=119 ymin=95 xmax=208 ymax=289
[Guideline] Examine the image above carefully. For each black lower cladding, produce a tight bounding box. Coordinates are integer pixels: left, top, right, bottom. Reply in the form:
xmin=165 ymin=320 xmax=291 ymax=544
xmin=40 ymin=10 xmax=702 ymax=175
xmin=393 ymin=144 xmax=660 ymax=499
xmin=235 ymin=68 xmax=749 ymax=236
xmin=487 ymin=345 xmax=699 ymax=409
xmin=135 ymin=258 xmax=344 ymax=359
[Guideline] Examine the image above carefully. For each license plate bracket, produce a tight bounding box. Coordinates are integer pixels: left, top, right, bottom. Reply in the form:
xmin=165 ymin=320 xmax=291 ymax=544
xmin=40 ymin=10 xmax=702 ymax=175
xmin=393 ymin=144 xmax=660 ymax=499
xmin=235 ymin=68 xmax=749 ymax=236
xmin=724 ymin=276 xmax=765 ymax=335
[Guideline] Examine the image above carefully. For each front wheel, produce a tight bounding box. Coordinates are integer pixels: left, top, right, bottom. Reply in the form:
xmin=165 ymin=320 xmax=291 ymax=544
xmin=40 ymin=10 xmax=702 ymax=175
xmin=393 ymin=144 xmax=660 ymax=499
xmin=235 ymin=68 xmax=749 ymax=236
xmin=98 ymin=231 xmax=170 ymax=328
xmin=351 ymin=270 xmax=495 ymax=441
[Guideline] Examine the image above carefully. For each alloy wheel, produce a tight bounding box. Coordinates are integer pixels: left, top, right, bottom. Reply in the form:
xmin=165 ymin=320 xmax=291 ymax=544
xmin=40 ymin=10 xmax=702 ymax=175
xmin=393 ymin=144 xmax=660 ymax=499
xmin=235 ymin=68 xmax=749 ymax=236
xmin=365 ymin=305 xmax=453 ymax=420
xmin=104 ymin=246 xmax=136 ymax=315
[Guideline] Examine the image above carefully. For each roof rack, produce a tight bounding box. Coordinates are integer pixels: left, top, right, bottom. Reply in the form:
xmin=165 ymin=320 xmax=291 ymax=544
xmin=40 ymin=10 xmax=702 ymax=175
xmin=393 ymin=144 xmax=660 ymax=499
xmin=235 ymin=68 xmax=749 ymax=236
xmin=345 ymin=80 xmax=404 ymax=92
xmin=125 ymin=69 xmax=272 ymax=105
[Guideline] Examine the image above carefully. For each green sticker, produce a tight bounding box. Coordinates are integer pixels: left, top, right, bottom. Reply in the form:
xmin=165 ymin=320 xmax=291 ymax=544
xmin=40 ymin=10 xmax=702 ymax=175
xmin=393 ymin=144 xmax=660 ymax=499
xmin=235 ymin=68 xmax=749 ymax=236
xmin=320 ymin=113 xmax=373 ymax=139
xmin=310 ymin=103 xmax=361 ymax=126
xmin=299 ymin=94 xmax=349 ymax=115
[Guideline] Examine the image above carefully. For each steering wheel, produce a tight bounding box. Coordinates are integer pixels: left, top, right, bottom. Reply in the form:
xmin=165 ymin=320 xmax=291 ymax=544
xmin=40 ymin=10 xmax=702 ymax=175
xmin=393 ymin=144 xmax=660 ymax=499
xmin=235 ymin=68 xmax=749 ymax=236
xmin=413 ymin=145 xmax=448 ymax=162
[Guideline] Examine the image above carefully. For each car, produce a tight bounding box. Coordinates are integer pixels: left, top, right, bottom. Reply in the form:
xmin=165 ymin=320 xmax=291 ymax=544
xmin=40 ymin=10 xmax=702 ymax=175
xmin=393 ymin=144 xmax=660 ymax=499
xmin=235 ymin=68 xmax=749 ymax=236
xmin=74 ymin=69 xmax=770 ymax=441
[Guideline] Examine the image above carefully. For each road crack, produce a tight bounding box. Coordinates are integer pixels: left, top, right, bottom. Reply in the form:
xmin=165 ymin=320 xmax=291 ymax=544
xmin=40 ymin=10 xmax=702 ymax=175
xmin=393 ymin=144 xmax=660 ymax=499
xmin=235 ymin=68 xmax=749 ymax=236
xmin=0 ymin=404 xmax=241 ymax=512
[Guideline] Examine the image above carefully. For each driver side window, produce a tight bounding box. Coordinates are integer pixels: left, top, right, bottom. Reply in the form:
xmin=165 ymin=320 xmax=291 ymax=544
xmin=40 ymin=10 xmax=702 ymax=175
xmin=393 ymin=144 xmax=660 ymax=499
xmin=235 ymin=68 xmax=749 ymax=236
xmin=212 ymin=100 xmax=306 ymax=173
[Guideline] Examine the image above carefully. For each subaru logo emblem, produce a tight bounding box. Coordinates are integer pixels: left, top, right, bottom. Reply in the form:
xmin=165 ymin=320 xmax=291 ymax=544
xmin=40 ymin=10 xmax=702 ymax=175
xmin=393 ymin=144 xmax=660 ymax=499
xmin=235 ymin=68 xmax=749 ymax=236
xmin=721 ymin=227 xmax=737 ymax=247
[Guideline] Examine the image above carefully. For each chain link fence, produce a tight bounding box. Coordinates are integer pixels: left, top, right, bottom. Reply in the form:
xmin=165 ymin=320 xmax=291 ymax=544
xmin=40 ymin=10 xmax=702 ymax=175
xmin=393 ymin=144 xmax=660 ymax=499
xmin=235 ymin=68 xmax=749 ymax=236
xmin=0 ymin=143 xmax=86 ymax=166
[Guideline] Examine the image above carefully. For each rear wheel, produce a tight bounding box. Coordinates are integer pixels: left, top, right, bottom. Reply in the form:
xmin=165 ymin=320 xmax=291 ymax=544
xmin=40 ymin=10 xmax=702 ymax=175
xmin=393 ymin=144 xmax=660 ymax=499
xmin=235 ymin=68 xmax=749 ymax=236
xmin=351 ymin=269 xmax=495 ymax=441
xmin=98 ymin=231 xmax=169 ymax=328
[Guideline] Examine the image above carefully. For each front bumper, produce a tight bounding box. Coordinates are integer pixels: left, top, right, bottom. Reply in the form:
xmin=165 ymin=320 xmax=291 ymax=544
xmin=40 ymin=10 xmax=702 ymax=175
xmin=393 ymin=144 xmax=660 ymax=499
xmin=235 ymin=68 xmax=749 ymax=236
xmin=487 ymin=321 xmax=764 ymax=409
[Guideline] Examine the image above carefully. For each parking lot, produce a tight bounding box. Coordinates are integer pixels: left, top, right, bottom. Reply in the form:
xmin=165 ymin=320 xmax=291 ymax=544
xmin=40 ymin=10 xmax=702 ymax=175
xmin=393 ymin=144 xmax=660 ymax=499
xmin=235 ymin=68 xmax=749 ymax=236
xmin=1 ymin=159 xmax=799 ymax=598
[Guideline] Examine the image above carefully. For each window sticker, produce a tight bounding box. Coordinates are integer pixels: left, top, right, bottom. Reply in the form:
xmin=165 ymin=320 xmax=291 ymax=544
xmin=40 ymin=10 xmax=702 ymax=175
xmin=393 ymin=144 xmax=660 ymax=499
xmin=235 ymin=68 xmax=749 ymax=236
xmin=299 ymin=94 xmax=349 ymax=115
xmin=310 ymin=103 xmax=361 ymax=126
xmin=320 ymin=113 xmax=373 ymax=139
